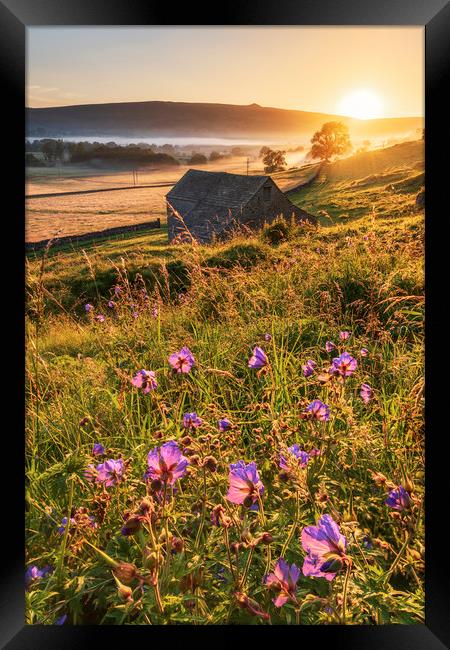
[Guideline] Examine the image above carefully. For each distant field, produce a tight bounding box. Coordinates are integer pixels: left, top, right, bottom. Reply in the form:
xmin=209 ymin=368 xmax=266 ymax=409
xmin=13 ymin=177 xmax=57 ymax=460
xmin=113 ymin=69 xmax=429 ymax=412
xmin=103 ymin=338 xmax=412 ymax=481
xmin=25 ymin=154 xmax=314 ymax=242
xmin=25 ymin=141 xmax=422 ymax=242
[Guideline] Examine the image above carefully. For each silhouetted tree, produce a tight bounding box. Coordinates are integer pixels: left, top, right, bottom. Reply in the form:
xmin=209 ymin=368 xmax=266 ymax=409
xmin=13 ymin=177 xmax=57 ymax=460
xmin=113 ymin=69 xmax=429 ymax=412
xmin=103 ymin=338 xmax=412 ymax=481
xmin=189 ymin=152 xmax=207 ymax=164
xmin=209 ymin=151 xmax=222 ymax=161
xmin=310 ymin=122 xmax=351 ymax=163
xmin=262 ymin=149 xmax=287 ymax=173
xmin=259 ymin=145 xmax=270 ymax=159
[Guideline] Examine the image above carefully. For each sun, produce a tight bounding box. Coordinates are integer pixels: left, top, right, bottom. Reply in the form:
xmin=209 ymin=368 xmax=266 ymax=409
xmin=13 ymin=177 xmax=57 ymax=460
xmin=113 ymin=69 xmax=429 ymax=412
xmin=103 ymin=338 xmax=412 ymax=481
xmin=339 ymin=89 xmax=383 ymax=120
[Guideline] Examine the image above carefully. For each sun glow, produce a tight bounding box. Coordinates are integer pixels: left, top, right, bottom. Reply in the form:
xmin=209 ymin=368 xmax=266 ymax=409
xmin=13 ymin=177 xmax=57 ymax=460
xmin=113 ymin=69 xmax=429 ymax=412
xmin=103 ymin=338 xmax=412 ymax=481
xmin=339 ymin=89 xmax=383 ymax=120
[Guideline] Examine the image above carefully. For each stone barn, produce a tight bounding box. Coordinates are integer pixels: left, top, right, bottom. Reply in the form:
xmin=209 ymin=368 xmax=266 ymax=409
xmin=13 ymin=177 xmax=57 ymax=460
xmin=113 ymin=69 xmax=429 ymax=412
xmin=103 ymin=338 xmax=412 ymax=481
xmin=166 ymin=169 xmax=316 ymax=243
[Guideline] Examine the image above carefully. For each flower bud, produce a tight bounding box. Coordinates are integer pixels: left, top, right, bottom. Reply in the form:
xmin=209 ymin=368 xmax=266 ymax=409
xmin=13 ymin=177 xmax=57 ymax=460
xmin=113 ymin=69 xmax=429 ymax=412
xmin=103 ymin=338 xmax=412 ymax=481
xmin=171 ymin=537 xmax=184 ymax=553
xmin=259 ymin=532 xmax=273 ymax=545
xmin=144 ymin=550 xmax=162 ymax=569
xmin=180 ymin=436 xmax=192 ymax=446
xmin=113 ymin=562 xmax=138 ymax=585
xmin=121 ymin=515 xmax=142 ymax=536
xmin=118 ymin=583 xmax=133 ymax=602
xmin=203 ymin=456 xmax=218 ymax=472
xmin=189 ymin=454 xmax=201 ymax=466
xmin=404 ymin=477 xmax=414 ymax=494
xmin=139 ymin=497 xmax=153 ymax=514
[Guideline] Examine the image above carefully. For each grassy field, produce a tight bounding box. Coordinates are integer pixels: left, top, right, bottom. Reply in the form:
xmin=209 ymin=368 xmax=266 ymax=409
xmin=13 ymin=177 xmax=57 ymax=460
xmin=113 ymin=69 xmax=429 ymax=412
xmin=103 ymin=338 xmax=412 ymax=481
xmin=25 ymin=141 xmax=424 ymax=625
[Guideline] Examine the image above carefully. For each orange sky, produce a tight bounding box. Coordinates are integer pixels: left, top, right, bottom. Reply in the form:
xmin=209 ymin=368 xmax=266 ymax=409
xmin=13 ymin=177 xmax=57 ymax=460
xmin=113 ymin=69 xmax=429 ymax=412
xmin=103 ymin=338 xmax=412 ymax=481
xmin=27 ymin=27 xmax=424 ymax=118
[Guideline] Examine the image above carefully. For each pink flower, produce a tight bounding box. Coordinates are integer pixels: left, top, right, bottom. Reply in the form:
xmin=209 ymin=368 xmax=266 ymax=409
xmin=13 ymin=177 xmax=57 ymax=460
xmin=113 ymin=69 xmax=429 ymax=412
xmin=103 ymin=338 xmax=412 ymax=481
xmin=145 ymin=441 xmax=189 ymax=485
xmin=325 ymin=341 xmax=335 ymax=352
xmin=182 ymin=412 xmax=203 ymax=429
xmin=339 ymin=331 xmax=351 ymax=341
xmin=360 ymin=383 xmax=373 ymax=404
xmin=248 ymin=347 xmax=268 ymax=369
xmin=131 ymin=369 xmax=157 ymax=394
xmin=301 ymin=514 xmax=347 ymax=581
xmin=332 ymin=352 xmax=358 ymax=377
xmin=96 ymin=459 xmax=125 ymax=487
xmin=168 ymin=346 xmax=195 ymax=373
xmin=264 ymin=558 xmax=300 ymax=607
xmin=226 ymin=460 xmax=264 ymax=509
xmin=305 ymin=400 xmax=330 ymax=422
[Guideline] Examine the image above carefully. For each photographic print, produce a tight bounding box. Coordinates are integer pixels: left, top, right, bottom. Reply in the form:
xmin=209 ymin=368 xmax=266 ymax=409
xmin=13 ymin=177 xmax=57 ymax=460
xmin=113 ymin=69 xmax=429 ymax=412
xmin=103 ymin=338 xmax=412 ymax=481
xmin=25 ymin=25 xmax=425 ymax=626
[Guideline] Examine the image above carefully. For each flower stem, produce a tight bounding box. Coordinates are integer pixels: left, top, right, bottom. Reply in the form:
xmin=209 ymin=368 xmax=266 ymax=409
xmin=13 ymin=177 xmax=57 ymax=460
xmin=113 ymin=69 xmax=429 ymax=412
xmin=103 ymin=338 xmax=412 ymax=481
xmin=384 ymin=532 xmax=410 ymax=586
xmin=223 ymin=527 xmax=237 ymax=585
xmin=281 ymin=490 xmax=300 ymax=557
xmin=341 ymin=562 xmax=351 ymax=623
xmin=56 ymin=476 xmax=74 ymax=584
xmin=239 ymin=546 xmax=255 ymax=590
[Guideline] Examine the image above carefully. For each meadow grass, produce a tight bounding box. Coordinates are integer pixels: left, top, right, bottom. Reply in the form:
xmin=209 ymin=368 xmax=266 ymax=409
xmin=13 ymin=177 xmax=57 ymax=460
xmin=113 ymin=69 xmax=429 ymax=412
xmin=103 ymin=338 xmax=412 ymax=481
xmin=25 ymin=155 xmax=424 ymax=625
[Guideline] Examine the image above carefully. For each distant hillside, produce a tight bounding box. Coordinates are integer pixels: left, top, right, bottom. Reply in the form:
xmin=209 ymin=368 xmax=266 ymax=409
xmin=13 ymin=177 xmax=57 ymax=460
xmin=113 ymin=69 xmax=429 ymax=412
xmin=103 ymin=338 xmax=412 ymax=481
xmin=26 ymin=100 xmax=423 ymax=141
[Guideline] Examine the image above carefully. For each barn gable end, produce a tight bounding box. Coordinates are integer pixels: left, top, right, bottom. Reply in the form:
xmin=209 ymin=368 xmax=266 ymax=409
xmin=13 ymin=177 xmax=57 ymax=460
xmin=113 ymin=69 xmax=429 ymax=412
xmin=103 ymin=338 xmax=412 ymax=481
xmin=166 ymin=169 xmax=315 ymax=243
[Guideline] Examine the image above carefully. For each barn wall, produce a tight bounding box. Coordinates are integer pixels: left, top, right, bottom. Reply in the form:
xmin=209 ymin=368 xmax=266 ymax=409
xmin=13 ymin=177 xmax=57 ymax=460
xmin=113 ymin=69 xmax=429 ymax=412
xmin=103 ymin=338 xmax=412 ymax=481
xmin=167 ymin=179 xmax=315 ymax=243
xmin=240 ymin=180 xmax=312 ymax=229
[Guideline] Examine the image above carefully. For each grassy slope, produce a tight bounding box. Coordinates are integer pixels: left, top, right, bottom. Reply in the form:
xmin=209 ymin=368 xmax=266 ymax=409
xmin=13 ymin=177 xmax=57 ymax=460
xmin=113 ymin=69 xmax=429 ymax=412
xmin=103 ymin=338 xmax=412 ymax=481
xmin=25 ymin=142 xmax=424 ymax=625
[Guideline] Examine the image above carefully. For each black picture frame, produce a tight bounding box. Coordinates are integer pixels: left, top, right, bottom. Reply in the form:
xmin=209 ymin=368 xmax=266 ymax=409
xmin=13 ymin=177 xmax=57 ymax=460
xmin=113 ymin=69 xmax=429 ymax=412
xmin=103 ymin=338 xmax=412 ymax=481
xmin=2 ymin=1 xmax=448 ymax=647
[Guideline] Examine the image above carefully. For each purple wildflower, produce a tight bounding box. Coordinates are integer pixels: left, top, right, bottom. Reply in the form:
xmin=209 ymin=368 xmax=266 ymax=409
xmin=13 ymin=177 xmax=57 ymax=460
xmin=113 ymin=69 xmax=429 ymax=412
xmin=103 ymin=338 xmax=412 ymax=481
xmin=131 ymin=369 xmax=157 ymax=394
xmin=360 ymin=383 xmax=373 ymax=404
xmin=96 ymin=459 xmax=125 ymax=487
xmin=309 ymin=447 xmax=322 ymax=457
xmin=182 ymin=412 xmax=203 ymax=429
xmin=107 ymin=300 xmax=115 ymax=309
xmin=385 ymin=485 xmax=412 ymax=511
xmin=57 ymin=516 xmax=76 ymax=535
xmin=280 ymin=444 xmax=309 ymax=471
xmin=248 ymin=346 xmax=268 ymax=369
xmin=132 ymin=311 xmax=139 ymax=319
xmin=264 ymin=558 xmax=300 ymax=607
xmin=360 ymin=348 xmax=369 ymax=357
xmin=226 ymin=460 xmax=264 ymax=509
xmin=264 ymin=333 xmax=272 ymax=342
xmin=114 ymin=285 xmax=121 ymax=296
xmin=25 ymin=565 xmax=52 ymax=588
xmin=302 ymin=359 xmax=316 ymax=377
xmin=168 ymin=346 xmax=195 ymax=374
xmin=306 ymin=399 xmax=330 ymax=422
xmin=93 ymin=443 xmax=105 ymax=456
xmin=145 ymin=440 xmax=189 ymax=486
xmin=218 ymin=418 xmax=232 ymax=432
xmin=95 ymin=314 xmax=105 ymax=323
xmin=325 ymin=341 xmax=335 ymax=352
xmin=301 ymin=514 xmax=347 ymax=581
xmin=85 ymin=303 xmax=93 ymax=313
xmin=339 ymin=331 xmax=351 ymax=341
xmin=332 ymin=351 xmax=358 ymax=377
xmin=55 ymin=614 xmax=67 ymax=625
xmin=151 ymin=304 xmax=159 ymax=318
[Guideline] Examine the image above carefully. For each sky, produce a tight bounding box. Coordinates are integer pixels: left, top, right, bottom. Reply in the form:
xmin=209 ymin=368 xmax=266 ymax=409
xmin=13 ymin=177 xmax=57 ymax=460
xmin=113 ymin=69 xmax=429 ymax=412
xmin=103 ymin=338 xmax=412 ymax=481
xmin=26 ymin=27 xmax=424 ymax=118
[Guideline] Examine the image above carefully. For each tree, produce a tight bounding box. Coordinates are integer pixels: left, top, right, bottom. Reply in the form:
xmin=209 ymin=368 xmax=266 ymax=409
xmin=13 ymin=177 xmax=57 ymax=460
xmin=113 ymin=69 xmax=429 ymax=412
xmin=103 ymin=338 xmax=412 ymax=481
xmin=209 ymin=150 xmax=222 ymax=161
xmin=262 ymin=148 xmax=287 ymax=173
xmin=309 ymin=122 xmax=351 ymax=163
xmin=189 ymin=152 xmax=207 ymax=164
xmin=259 ymin=145 xmax=270 ymax=159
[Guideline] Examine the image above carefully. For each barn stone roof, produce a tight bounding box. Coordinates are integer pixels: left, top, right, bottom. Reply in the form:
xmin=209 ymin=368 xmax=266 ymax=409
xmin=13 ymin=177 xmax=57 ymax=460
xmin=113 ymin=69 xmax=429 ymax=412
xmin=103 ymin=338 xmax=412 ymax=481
xmin=166 ymin=169 xmax=270 ymax=219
